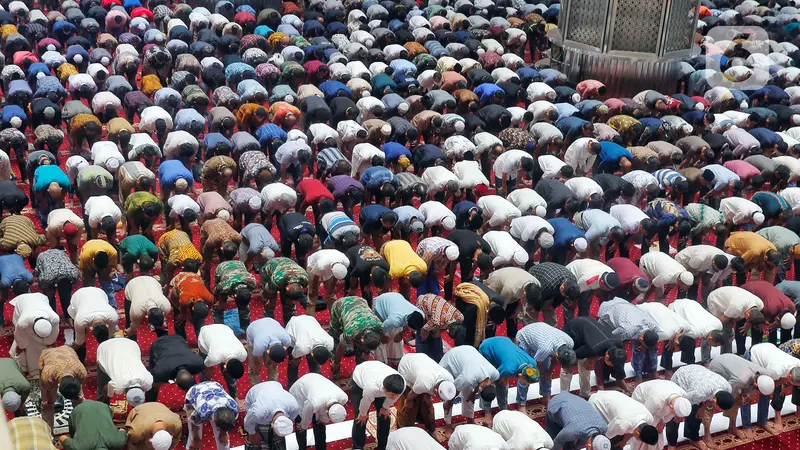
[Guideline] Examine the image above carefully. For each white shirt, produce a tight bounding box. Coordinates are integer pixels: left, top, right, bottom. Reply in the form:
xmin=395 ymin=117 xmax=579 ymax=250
xmin=484 ymin=230 xmax=528 ymax=267
xmin=285 ymin=315 xmax=335 ymax=358
xmin=308 ymin=123 xmax=340 ymax=146
xmin=492 ymin=410 xmax=553 ymax=450
xmin=632 ymin=379 xmax=689 ymax=425
xmin=449 ymin=424 xmax=508 ymax=450
xmin=637 ymin=302 xmax=691 ymax=341
xmin=398 ymin=353 xmax=455 ymax=395
xmin=669 ymin=299 xmax=723 ymax=338
xmin=780 ymin=187 xmax=800 ymax=211
xmin=67 ymin=287 xmax=119 ymax=346
xmin=748 ymin=343 xmax=800 ymax=380
xmin=639 ymin=251 xmax=689 ymax=288
xmin=564 ymin=138 xmax=598 ymax=174
xmin=473 ymin=132 xmax=502 ymax=156
xmin=84 ymin=195 xmax=122 ymax=229
xmin=565 ymin=177 xmax=603 ymax=200
xmin=774 ymin=155 xmax=800 ymax=179
xmin=421 ymin=166 xmax=460 ymax=194
xmin=419 ymin=201 xmax=456 ymax=228
xmin=163 ymin=131 xmax=197 ymax=159
xmin=0 ymin=150 xmax=9 ymax=180
xmin=197 ymin=324 xmax=247 ymax=367
xmin=454 ymin=160 xmax=490 ymax=188
xmin=123 ymin=276 xmax=171 ymax=322
xmin=567 ymin=259 xmax=615 ymax=292
xmin=307 ymin=249 xmax=349 ymax=281
xmin=538 ymin=155 xmax=568 ymax=179
xmin=96 ymin=338 xmax=153 ymax=396
xmin=289 ymin=373 xmax=349 ymax=430
xmin=387 ymin=427 xmax=446 ymax=450
xmin=260 ymin=182 xmax=297 ymax=213
xmin=274 ymin=140 xmax=312 ymax=166
xmin=707 ymin=286 xmax=764 ymax=319
xmin=609 ymin=204 xmax=648 ymax=234
xmin=443 ymin=135 xmax=477 ymax=159
xmin=10 ymin=293 xmax=60 ymax=348
xmin=167 ymin=194 xmax=200 ymax=218
xmin=589 ymin=390 xmax=654 ymax=439
xmin=477 ymin=195 xmax=522 ymax=228
xmin=720 ymin=197 xmax=763 ymax=225
xmin=351 ymin=143 xmax=384 ymax=177
xmin=507 ymin=188 xmax=547 ymax=216
xmin=510 ymin=216 xmax=554 ymax=242
xmin=352 ymin=361 xmax=404 ymax=415
xmin=493 ymin=149 xmax=531 ymax=179
xmin=675 ymin=245 xmax=727 ymax=274
xmin=139 ymin=106 xmax=174 ymax=133
xmin=622 ymin=171 xmax=659 ymax=201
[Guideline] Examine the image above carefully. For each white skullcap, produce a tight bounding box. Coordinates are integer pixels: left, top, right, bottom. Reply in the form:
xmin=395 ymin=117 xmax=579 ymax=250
xmin=592 ymin=435 xmax=611 ymax=450
xmin=513 ymin=250 xmax=528 ymax=266
xmin=679 ymin=271 xmax=694 ymax=286
xmin=437 ymin=381 xmax=456 ymax=401
xmin=539 ymin=232 xmax=554 ymax=249
xmin=216 ymin=209 xmax=231 ymax=221
xmin=175 ymin=178 xmax=188 ymax=190
xmin=365 ymin=39 xmax=374 ymax=48
xmin=328 ymin=403 xmax=347 ymax=423
xmin=248 ymin=195 xmax=262 ymax=211
xmin=757 ymin=375 xmax=775 ymax=395
xmin=332 ymin=262 xmax=348 ymax=280
xmin=47 ymin=44 xmax=55 ymax=51
xmin=33 ymin=318 xmax=53 ymax=338
xmin=44 ymin=106 xmax=55 ymax=119
xmin=673 ymin=397 xmax=692 ymax=418
xmin=10 ymin=116 xmax=21 ymax=128
xmin=695 ymin=102 xmax=705 ymax=111
xmin=573 ymin=237 xmax=588 ymax=253
xmin=410 ymin=220 xmax=424 ymax=234
xmin=444 ymin=245 xmax=460 ymax=261
xmin=752 ymin=212 xmax=765 ymax=226
xmin=362 ymin=90 xmax=371 ymax=98
xmin=571 ymin=93 xmax=580 ymax=104
xmin=74 ymin=54 xmax=83 ymax=64
xmin=2 ymin=392 xmax=21 ymax=411
xmin=126 ymin=387 xmax=146 ymax=406
xmin=781 ymin=312 xmax=796 ymax=330
xmin=36 ymin=71 xmax=45 ymax=80
xmin=397 ymin=102 xmax=409 ymax=114
xmin=101 ymin=57 xmax=110 ymax=66
xmin=740 ymin=100 xmax=749 ymax=109
xmin=534 ymin=205 xmax=546 ymax=218
xmin=273 ymin=415 xmax=294 ymax=437
xmin=792 ymin=115 xmax=800 ymax=126
xmin=682 ymin=124 xmax=693 ymax=134
xmin=260 ymin=247 xmax=275 ymax=260
xmin=106 ymin=157 xmax=120 ymax=171
xmin=381 ymin=123 xmax=392 ymax=135
xmin=285 ymin=95 xmax=294 ymax=103
xmin=454 ymin=121 xmax=465 ymax=132
xmin=150 ymin=430 xmax=173 ymax=450
xmin=442 ymin=216 xmax=456 ymax=230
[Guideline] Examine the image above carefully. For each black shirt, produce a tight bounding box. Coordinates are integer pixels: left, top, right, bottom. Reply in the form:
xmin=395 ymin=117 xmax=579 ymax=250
xmin=346 ymin=245 xmax=390 ymax=278
xmin=447 ymin=229 xmax=491 ymax=262
xmin=412 ymin=144 xmax=445 ymax=169
xmin=148 ymin=335 xmax=205 ymax=382
xmin=593 ymin=174 xmax=632 ymax=197
xmin=563 ymin=317 xmax=624 ymax=359
xmin=278 ymin=212 xmax=315 ymax=243
xmin=535 ymin=179 xmax=573 ymax=210
xmin=0 ymin=181 xmax=28 ymax=211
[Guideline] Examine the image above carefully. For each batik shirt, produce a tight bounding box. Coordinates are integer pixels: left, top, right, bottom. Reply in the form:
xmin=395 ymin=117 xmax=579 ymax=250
xmin=185 ymin=381 xmax=239 ymax=422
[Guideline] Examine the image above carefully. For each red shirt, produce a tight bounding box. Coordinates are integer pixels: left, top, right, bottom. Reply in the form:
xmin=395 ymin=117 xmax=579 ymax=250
xmin=606 ymin=257 xmax=647 ymax=286
xmin=742 ymin=281 xmax=796 ymax=318
xmin=297 ymin=178 xmax=334 ymax=209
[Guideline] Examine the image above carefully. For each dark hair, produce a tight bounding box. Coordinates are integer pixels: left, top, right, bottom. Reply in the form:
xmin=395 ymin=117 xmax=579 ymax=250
xmin=748 ymin=309 xmax=765 ymax=327
xmin=183 ymin=208 xmax=198 ymax=223
xmin=562 ymin=279 xmax=580 ymax=300
xmin=712 ymin=254 xmax=729 ymax=270
xmin=565 ymin=199 xmax=581 ymax=214
xmin=645 ymin=183 xmax=661 ymax=200
xmin=297 ymin=233 xmax=314 ymax=253
xmin=408 ymin=270 xmax=425 ymax=288
xmin=139 ymin=254 xmax=155 ymax=271
xmin=383 ymin=374 xmax=406 ymax=394
xmin=448 ymin=323 xmax=467 ymax=344
xmin=183 ymin=259 xmax=202 ymax=273
xmin=234 ymin=287 xmax=252 ymax=306
xmin=776 ymin=165 xmax=791 ymax=181
xmin=407 ymin=311 xmax=424 ymax=331
xmin=214 ymin=407 xmax=238 ymax=431
xmin=268 ymin=344 xmax=287 ymax=363
xmin=311 ymin=345 xmax=331 ymax=365
xmin=479 ymin=383 xmax=497 ymax=402
xmin=520 ymin=157 xmax=534 ymax=172
xmin=176 ymin=369 xmax=196 ymax=390
xmin=92 ymin=322 xmax=110 ymax=343
xmin=560 ymin=165 xmax=574 ymax=179
xmin=642 ymin=330 xmax=659 ymax=348
xmin=94 ymin=251 xmax=110 ymax=270
xmin=677 ymin=219 xmax=692 ymax=237
xmin=285 ymin=283 xmax=305 ymax=300
xmin=382 ymin=183 xmax=396 ymax=198
xmin=381 ymin=211 xmax=399 ymax=227
xmin=702 ymin=169 xmax=715 ymax=182
xmin=766 ymin=249 xmax=780 ymax=266
xmin=59 ymin=375 xmax=82 ymax=400
xmin=715 ymin=391 xmax=735 ymax=410
xmin=639 ymin=424 xmax=660 ymax=445
xmin=224 ymin=359 xmax=245 ymax=379
xmin=524 ymin=283 xmax=541 ymax=306
xmin=11 ymin=279 xmax=29 ymax=295
xmin=476 ymin=252 xmax=493 ymax=271
xmin=609 ymin=226 xmax=625 ymax=242
xmin=607 ymin=347 xmax=627 ymax=368
xmin=708 ymin=329 xmax=724 ymax=345
xmin=556 ymin=345 xmax=577 ymax=368
xmin=220 ymin=241 xmax=238 ymax=260
xmin=143 ymin=202 xmax=160 ymax=218
xmin=192 ymin=301 xmax=209 ymax=320
xmin=673 ymin=179 xmax=689 ymax=193
xmin=621 ymin=182 xmax=636 ymax=197
xmin=362 ymin=330 xmax=381 ymax=350
xmin=100 ymin=215 xmax=116 ymax=235
xmin=371 ymin=266 xmax=388 ymax=289
xmin=147 ymin=307 xmax=165 ymax=327
xmin=730 ymin=256 xmax=746 ymax=273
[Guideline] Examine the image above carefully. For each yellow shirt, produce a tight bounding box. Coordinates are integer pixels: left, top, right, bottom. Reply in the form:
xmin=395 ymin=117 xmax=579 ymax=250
xmin=79 ymin=240 xmax=118 ymax=271
xmin=725 ymin=231 xmax=777 ymax=266
xmin=381 ymin=240 xmax=427 ymax=278
xmin=157 ymin=229 xmax=202 ymax=265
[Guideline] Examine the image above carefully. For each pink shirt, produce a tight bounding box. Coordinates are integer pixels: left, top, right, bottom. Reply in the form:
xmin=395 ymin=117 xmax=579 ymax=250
xmin=577 ymin=79 xmax=605 ymax=98
xmin=723 ymin=160 xmax=761 ymax=180
xmin=197 ymin=192 xmax=232 ymax=219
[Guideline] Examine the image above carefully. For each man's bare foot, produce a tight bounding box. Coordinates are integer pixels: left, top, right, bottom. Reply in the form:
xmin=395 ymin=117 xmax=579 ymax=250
xmin=695 ymin=440 xmax=709 ymax=450
xmin=706 ymin=438 xmax=721 ymax=450
xmin=764 ymin=423 xmax=783 ymax=435
xmin=732 ymin=428 xmax=746 ymax=440
xmin=743 ymin=429 xmax=755 ymax=440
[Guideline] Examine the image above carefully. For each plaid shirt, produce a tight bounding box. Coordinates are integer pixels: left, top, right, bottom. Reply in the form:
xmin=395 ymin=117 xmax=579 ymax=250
xmin=547 ymin=392 xmax=608 ymax=450
xmin=517 ymin=322 xmax=574 ymax=362
xmin=416 ymin=237 xmax=457 ymax=269
xmin=529 ymin=263 xmax=575 ymax=306
xmin=671 ymin=364 xmax=732 ymax=405
xmin=9 ymin=417 xmax=56 ymax=450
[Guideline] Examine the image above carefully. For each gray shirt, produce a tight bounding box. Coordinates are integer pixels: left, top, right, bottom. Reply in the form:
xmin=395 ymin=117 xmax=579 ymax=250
xmin=708 ymin=353 xmax=764 ymax=398
xmin=439 ymin=345 xmax=500 ymax=393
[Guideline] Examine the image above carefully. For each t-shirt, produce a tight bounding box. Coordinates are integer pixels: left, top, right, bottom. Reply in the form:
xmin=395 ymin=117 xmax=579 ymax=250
xmin=347 ymin=245 xmax=390 ymax=278
xmin=382 ymin=240 xmax=427 ymax=278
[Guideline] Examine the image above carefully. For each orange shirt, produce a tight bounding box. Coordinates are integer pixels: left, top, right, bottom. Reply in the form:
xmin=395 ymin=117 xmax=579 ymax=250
xmin=170 ymin=271 xmax=214 ymax=307
xmin=725 ymin=231 xmax=777 ymax=265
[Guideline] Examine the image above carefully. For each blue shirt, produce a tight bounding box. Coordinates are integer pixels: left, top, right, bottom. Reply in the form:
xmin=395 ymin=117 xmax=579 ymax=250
xmin=547 ymin=392 xmax=608 ymax=450
xmin=751 ymin=191 xmax=790 ymax=218
xmin=241 ymin=223 xmax=279 ymax=255
xmin=548 ymin=218 xmax=586 ymax=250
xmin=255 ymin=123 xmax=287 ymax=146
xmin=158 ymin=160 xmax=194 ymax=188
xmin=360 ymin=166 xmax=395 ymax=190
xmin=749 ymin=127 xmax=782 ymax=147
xmin=382 ymin=142 xmax=412 ymax=163
xmin=0 ymin=254 xmax=33 ymax=288
xmin=246 ymin=317 xmax=293 ymax=357
xmin=359 ymin=204 xmax=393 ymax=229
xmin=704 ymin=164 xmax=740 ymax=192
xmin=479 ymin=336 xmax=537 ymax=378
xmin=473 ymin=83 xmax=503 ymax=104
xmin=597 ymin=142 xmax=633 ymax=172
xmin=373 ymin=292 xmax=423 ymax=334
xmin=243 ymin=381 xmax=299 ymax=435
xmin=33 ymin=165 xmax=71 ymax=193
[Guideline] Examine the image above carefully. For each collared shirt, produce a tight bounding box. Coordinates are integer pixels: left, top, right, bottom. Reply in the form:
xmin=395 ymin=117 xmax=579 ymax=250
xmin=66 ymin=287 xmax=118 ymax=346
xmin=307 ymin=249 xmax=349 ymax=281
xmin=637 ymin=302 xmax=691 ymax=341
xmin=96 ymin=338 xmax=153 ymax=396
xmin=589 ymin=390 xmax=654 ymax=438
xmin=632 ymin=379 xmax=689 ymax=425
xmin=757 ymin=227 xmax=800 ymax=254
xmin=440 ymin=345 xmax=500 ymax=393
xmin=289 ymin=373 xmax=348 ymax=430
xmin=725 ymin=232 xmax=777 ymax=265
xmin=352 ymin=361 xmax=404 ymax=414
xmin=416 ymin=237 xmax=459 ymax=268
xmin=709 ymin=353 xmax=765 ymax=398
xmin=598 ymin=297 xmax=660 ymax=340
xmin=185 ymin=381 xmax=239 ymax=423
xmin=573 ymin=209 xmax=621 ymax=245
xmin=720 ymin=197 xmax=762 ymax=225
xmin=9 ymin=417 xmax=57 ymax=450
xmin=639 ymin=251 xmax=689 ymax=288
xmin=247 ymin=317 xmax=292 ymax=358
xmin=285 ymin=315 xmax=334 ymax=358
xmin=529 ymin=262 xmax=576 ymax=306
xmin=373 ymin=292 xmax=424 ymax=334
xmin=517 ymin=322 xmax=574 ymax=363
xmin=244 ymin=381 xmax=300 ymax=435
xmin=39 ymin=346 xmax=86 ymax=387
xmin=675 ymin=245 xmax=726 ymax=274
xmin=484 ymin=267 xmax=538 ymax=307
xmin=671 ymin=364 xmax=732 ymax=405
xmin=416 ymin=294 xmax=464 ymax=333
xmin=609 ymin=204 xmax=648 ymax=234
xmin=398 ymin=353 xmax=455 ymax=395
xmin=708 ymin=286 xmax=764 ymax=319
xmin=669 ymin=298 xmax=723 ymax=338
xmin=566 ymin=259 xmax=614 ymax=293
xmin=748 ymin=343 xmax=800 ymax=380
xmin=387 ymin=426 xmax=447 ymax=450
xmin=547 ymin=392 xmax=608 ymax=450
xmin=508 ymin=188 xmax=548 ymax=215
xmin=197 ymin=324 xmax=247 ymax=367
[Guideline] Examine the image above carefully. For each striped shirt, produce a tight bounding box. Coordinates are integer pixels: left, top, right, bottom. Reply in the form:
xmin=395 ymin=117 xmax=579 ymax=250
xmin=321 ymin=211 xmax=360 ymax=244
xmin=316 ymin=147 xmax=349 ymax=174
xmin=394 ymin=172 xmax=428 ymax=194
xmin=416 ymin=237 xmax=458 ymax=268
xmin=0 ymin=215 xmax=44 ymax=251
xmin=653 ymin=169 xmax=686 ymax=189
xmin=745 ymin=154 xmax=779 ymax=173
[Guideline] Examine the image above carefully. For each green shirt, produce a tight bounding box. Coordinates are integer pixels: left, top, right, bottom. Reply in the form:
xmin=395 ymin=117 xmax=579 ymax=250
xmin=757 ymin=226 xmax=800 ymax=254
xmin=119 ymin=235 xmax=159 ymax=259
xmin=63 ymin=400 xmax=128 ymax=450
xmin=260 ymin=257 xmax=308 ymax=291
xmin=0 ymin=358 xmax=30 ymax=399
xmin=215 ymin=260 xmax=257 ymax=295
xmin=329 ymin=296 xmax=382 ymax=345
xmin=123 ymin=191 xmax=163 ymax=217
xmin=76 ymin=166 xmax=113 ymax=197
